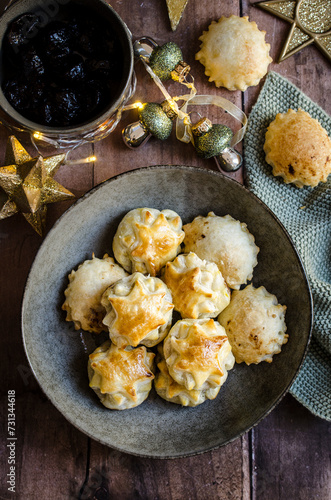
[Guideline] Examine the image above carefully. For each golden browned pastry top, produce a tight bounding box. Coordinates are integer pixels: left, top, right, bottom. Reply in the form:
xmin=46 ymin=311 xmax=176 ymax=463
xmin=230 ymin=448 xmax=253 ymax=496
xmin=113 ymin=208 xmax=185 ymax=276
xmin=172 ymin=320 xmax=226 ymax=371
xmin=264 ymin=108 xmax=331 ymax=188
xmin=102 ymin=273 xmax=174 ymax=348
xmin=196 ymin=16 xmax=272 ymax=91
xmin=163 ymin=252 xmax=230 ymax=319
xmin=131 ymin=212 xmax=183 ymax=273
xmin=154 ymin=358 xmax=209 ymax=407
xmin=88 ymin=341 xmax=155 ymax=410
xmin=89 ymin=343 xmax=154 ymax=397
xmin=163 ymin=318 xmax=234 ymax=391
xmin=110 ymin=280 xmax=170 ymax=342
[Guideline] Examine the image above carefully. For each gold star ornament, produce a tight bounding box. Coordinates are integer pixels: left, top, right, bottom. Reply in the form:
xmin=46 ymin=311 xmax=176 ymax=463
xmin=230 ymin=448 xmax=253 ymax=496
xmin=0 ymin=136 xmax=74 ymax=235
xmin=256 ymin=0 xmax=331 ymax=62
xmin=165 ymin=0 xmax=189 ymax=31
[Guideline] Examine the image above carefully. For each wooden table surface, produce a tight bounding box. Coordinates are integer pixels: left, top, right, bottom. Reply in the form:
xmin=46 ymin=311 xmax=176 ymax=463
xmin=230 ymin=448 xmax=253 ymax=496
xmin=0 ymin=0 xmax=330 ymax=499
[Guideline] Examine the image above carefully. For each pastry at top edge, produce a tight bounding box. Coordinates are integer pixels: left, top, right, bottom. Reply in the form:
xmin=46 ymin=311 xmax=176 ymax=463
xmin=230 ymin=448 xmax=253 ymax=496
xmin=264 ymin=108 xmax=331 ymax=188
xmin=195 ymin=15 xmax=272 ymax=91
xmin=88 ymin=340 xmax=155 ymax=410
xmin=112 ymin=207 xmax=185 ymax=276
xmin=162 ymin=251 xmax=230 ymax=319
xmin=62 ymin=254 xmax=128 ymax=334
xmin=218 ymin=284 xmax=287 ymax=365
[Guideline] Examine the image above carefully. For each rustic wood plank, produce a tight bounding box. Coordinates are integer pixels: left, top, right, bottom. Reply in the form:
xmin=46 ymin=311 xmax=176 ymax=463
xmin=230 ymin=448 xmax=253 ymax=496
xmin=251 ymin=394 xmax=331 ymax=500
xmin=78 ymin=434 xmax=251 ymax=500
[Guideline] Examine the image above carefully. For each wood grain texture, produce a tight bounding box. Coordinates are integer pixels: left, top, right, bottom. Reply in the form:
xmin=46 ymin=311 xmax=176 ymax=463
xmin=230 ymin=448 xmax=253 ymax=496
xmin=251 ymin=395 xmax=331 ymax=500
xmin=0 ymin=0 xmax=330 ymax=499
xmin=78 ymin=435 xmax=250 ymax=500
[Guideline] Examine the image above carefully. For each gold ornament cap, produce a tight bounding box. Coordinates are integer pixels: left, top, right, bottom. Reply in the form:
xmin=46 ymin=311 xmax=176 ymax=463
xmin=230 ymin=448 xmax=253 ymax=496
xmin=160 ymin=100 xmax=178 ymax=120
xmin=171 ymin=61 xmax=191 ymax=82
xmin=191 ymin=117 xmax=213 ymax=136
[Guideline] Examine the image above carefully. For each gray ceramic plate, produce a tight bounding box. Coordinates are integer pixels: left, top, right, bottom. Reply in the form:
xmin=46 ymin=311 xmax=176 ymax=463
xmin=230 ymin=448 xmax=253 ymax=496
xmin=22 ymin=165 xmax=312 ymax=458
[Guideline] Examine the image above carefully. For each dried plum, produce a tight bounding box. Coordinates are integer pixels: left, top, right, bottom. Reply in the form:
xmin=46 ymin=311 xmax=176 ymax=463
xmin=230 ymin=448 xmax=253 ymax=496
xmin=74 ymin=17 xmax=102 ymax=56
xmin=42 ymin=21 xmax=72 ymax=60
xmin=28 ymin=80 xmax=45 ymax=107
xmin=82 ymin=80 xmax=107 ymax=117
xmin=75 ymin=33 xmax=96 ymax=57
xmin=53 ymin=88 xmax=82 ymax=125
xmin=34 ymin=99 xmax=55 ymax=126
xmin=85 ymin=58 xmax=112 ymax=79
xmin=6 ymin=14 xmax=40 ymax=53
xmin=3 ymin=78 xmax=30 ymax=111
xmin=61 ymin=54 xmax=86 ymax=84
xmin=1 ymin=2 xmax=125 ymax=128
xmin=22 ymin=46 xmax=45 ymax=78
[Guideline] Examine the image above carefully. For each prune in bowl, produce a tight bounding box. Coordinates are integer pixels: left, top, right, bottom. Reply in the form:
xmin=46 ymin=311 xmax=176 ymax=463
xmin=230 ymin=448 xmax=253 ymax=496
xmin=0 ymin=0 xmax=134 ymax=136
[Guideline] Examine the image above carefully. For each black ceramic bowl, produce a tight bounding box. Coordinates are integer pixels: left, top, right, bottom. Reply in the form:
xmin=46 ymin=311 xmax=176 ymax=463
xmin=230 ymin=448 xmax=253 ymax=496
xmin=0 ymin=0 xmax=134 ymax=139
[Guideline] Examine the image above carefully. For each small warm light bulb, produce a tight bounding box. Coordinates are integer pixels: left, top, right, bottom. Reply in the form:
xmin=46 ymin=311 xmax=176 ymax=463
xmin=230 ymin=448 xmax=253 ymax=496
xmin=32 ymin=132 xmax=59 ymax=146
xmin=65 ymin=156 xmax=97 ymax=165
xmin=137 ymin=102 xmax=144 ymax=110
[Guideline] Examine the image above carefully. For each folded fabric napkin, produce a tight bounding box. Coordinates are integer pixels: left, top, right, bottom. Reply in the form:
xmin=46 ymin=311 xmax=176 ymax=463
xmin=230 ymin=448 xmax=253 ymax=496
xmin=244 ymin=71 xmax=331 ymax=421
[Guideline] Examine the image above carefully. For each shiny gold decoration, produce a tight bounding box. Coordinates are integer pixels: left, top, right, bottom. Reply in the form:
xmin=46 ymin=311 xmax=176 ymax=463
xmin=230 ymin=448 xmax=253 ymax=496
xmin=165 ymin=0 xmax=189 ymax=31
xmin=256 ymin=0 xmax=331 ymax=62
xmin=0 ymin=136 xmax=74 ymax=235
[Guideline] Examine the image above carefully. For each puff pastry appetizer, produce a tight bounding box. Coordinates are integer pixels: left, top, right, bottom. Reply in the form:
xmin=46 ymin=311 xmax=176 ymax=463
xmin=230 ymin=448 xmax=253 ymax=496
xmin=88 ymin=340 xmax=155 ymax=410
xmin=264 ymin=108 xmax=331 ymax=188
xmin=62 ymin=254 xmax=128 ymax=334
xmin=163 ymin=252 xmax=230 ymax=319
xmin=154 ymin=345 xmax=222 ymax=407
xmin=113 ymin=207 xmax=185 ymax=276
xmin=102 ymin=272 xmax=174 ymax=348
xmin=218 ymin=284 xmax=287 ymax=365
xmin=163 ymin=318 xmax=235 ymax=392
xmin=196 ymin=15 xmax=272 ymax=91
xmin=183 ymin=212 xmax=259 ymax=290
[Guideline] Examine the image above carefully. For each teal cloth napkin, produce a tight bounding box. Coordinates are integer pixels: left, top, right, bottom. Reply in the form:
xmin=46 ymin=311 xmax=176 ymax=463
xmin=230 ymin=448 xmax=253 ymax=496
xmin=244 ymin=71 xmax=331 ymax=421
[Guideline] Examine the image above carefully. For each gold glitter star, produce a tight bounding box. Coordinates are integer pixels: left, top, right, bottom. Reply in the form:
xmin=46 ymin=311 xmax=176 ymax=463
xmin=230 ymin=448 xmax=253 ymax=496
xmin=0 ymin=136 xmax=74 ymax=235
xmin=256 ymin=0 xmax=331 ymax=62
xmin=165 ymin=0 xmax=189 ymax=31
xmin=109 ymin=279 xmax=173 ymax=346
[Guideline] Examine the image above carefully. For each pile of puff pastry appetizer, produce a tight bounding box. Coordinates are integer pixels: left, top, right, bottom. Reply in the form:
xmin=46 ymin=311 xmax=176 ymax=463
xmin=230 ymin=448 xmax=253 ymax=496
xmin=62 ymin=208 xmax=288 ymax=410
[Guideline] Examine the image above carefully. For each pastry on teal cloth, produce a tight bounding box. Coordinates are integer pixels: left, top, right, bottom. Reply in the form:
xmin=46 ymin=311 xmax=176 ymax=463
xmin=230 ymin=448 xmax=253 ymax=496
xmin=244 ymin=71 xmax=331 ymax=421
